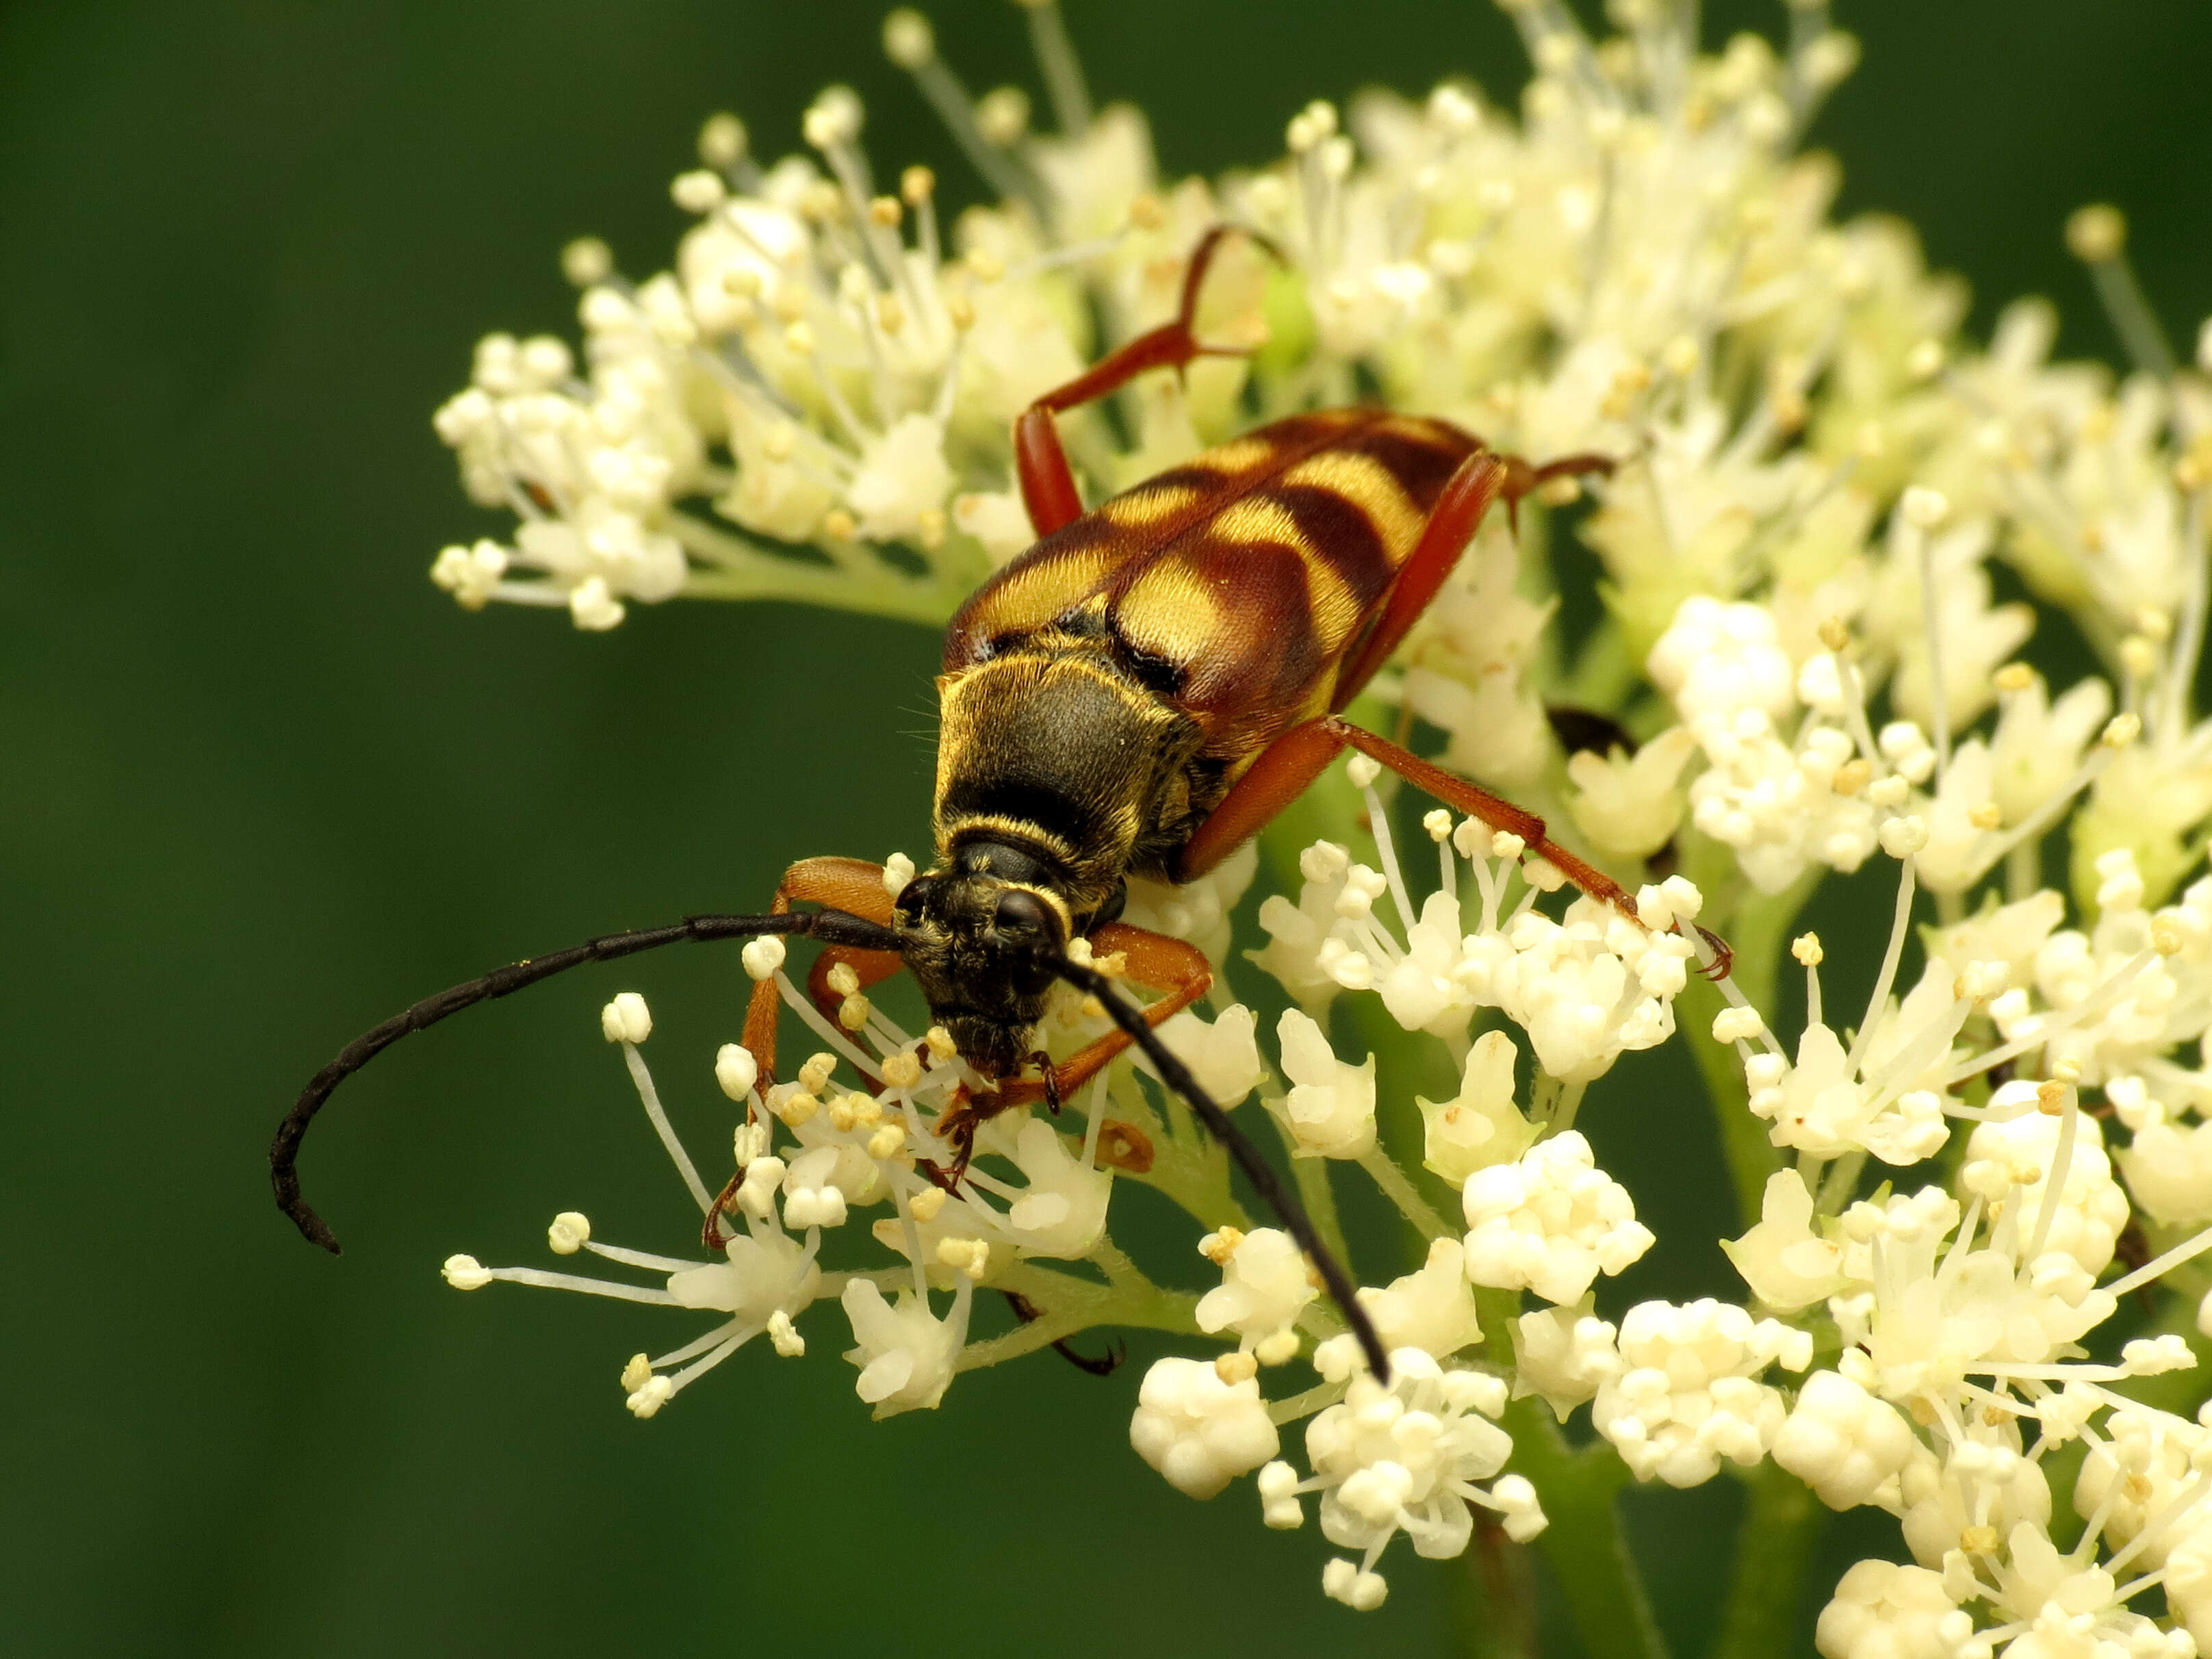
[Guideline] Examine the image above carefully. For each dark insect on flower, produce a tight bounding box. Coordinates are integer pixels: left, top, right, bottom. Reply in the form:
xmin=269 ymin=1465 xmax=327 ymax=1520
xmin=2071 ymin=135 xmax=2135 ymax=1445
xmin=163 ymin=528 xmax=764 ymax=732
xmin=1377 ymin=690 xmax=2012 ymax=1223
xmin=272 ymin=227 xmax=1725 ymax=1380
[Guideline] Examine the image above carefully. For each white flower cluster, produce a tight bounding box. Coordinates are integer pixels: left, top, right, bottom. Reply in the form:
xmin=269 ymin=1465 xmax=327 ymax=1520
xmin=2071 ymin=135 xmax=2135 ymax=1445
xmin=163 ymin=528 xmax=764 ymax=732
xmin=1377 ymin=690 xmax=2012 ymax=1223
xmin=1252 ymin=771 xmax=1699 ymax=1086
xmin=412 ymin=0 xmax=2212 ymax=1643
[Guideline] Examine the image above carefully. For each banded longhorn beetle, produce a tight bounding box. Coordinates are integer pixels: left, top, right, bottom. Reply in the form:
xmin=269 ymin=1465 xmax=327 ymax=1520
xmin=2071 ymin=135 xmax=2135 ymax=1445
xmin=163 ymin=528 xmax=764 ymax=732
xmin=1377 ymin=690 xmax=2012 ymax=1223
xmin=271 ymin=227 xmax=1726 ymax=1378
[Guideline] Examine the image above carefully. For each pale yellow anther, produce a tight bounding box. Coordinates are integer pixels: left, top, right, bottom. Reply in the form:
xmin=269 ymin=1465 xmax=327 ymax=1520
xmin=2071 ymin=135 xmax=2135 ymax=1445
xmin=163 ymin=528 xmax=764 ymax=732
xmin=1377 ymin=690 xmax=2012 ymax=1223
xmin=761 ymin=419 xmax=795 ymax=460
xmin=966 ymin=248 xmax=1005 ymax=283
xmin=1094 ymin=951 xmax=1128 ymax=981
xmin=1423 ymin=808 xmax=1454 ymax=843
xmin=918 ymin=508 xmax=947 ymax=552
xmin=620 ymin=1352 xmax=654 ymax=1393
xmin=1993 ymin=663 xmax=2035 ymax=695
xmin=881 ymin=1051 xmax=923 ymax=1090
xmin=822 ymin=508 xmax=858 ymax=542
xmin=910 ymin=1186 xmax=947 ymax=1223
xmin=2066 ymin=203 xmax=2127 ymax=263
xmin=945 ymin=293 xmax=975 ymax=331
xmin=925 ymin=1025 xmax=958 ymax=1060
xmin=1536 ymin=475 xmax=1583 ymax=507
xmin=561 ymin=236 xmax=613 ymax=287
xmin=827 ymin=1099 xmax=856 ymax=1133
xmin=799 ymin=1053 xmax=837 ymax=1095
xmin=875 ymin=293 xmax=906 ymax=335
xmin=1491 ymin=831 xmax=1526 ymax=861
xmin=1969 ymin=803 xmax=2004 ymax=831
xmin=1904 ymin=338 xmax=1944 ymax=381
xmin=2153 ymin=916 xmax=2186 ymax=957
xmin=1832 ymin=756 xmax=1871 ymax=796
xmin=1791 ymin=933 xmax=1825 ymax=967
xmin=1199 ymin=1225 xmax=1246 ymax=1266
xmin=1660 ymin=333 xmax=1700 ymax=378
xmin=1079 ymin=994 xmax=1105 ymax=1018
xmin=1214 ymin=1351 xmax=1259 ymax=1385
xmin=936 ymin=1237 xmax=990 ymax=1279
xmin=1818 ymin=617 xmax=1852 ymax=654
xmin=868 ymin=194 xmax=902 ymax=228
xmin=2120 ymin=634 xmax=2161 ymax=681
xmin=826 ymin=962 xmax=861 ymax=997
xmin=2050 ymin=1057 xmax=2083 ymax=1085
xmin=783 ymin=320 xmax=816 ymax=355
xmin=848 ymin=1092 xmax=883 ymax=1128
xmin=900 ymin=165 xmax=936 ymax=206
xmin=867 ymin=1123 xmax=905 ymax=1160
xmin=2102 ymin=712 xmax=2142 ymax=749
xmin=775 ymin=1090 xmax=821 ymax=1127
xmin=1255 ymin=1329 xmax=1302 ymax=1367
xmin=1959 ymin=1525 xmax=2000 ymax=1556
xmin=2037 ymin=1079 xmax=2069 ymax=1116
xmin=1127 ymin=192 xmax=1165 ymax=231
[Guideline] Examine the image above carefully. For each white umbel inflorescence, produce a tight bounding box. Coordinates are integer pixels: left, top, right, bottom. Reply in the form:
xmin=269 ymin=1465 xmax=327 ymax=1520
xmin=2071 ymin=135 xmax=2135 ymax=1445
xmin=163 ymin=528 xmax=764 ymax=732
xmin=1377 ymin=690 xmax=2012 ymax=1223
xmin=414 ymin=0 xmax=2212 ymax=1633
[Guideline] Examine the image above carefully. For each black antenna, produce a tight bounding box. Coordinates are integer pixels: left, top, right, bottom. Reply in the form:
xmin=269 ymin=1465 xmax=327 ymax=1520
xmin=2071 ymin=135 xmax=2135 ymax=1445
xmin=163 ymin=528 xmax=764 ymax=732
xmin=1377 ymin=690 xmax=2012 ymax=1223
xmin=270 ymin=908 xmax=901 ymax=1252
xmin=1049 ymin=952 xmax=1393 ymax=1383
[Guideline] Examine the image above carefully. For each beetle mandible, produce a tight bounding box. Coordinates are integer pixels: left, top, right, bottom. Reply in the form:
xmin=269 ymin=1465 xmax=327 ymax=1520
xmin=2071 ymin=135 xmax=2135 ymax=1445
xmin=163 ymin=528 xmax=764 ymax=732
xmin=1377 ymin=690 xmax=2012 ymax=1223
xmin=270 ymin=227 xmax=1725 ymax=1378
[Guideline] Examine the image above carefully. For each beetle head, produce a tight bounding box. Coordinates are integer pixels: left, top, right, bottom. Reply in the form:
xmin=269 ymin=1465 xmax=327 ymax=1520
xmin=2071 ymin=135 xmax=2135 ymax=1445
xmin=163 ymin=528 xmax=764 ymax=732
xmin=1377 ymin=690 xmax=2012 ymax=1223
xmin=892 ymin=843 xmax=1072 ymax=1078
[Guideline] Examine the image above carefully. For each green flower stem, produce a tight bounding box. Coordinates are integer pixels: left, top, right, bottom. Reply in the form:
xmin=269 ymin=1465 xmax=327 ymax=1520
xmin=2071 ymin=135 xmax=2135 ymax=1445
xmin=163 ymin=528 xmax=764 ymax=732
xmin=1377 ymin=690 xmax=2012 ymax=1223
xmin=1261 ymin=1101 xmax=1352 ymax=1267
xmin=1503 ymin=1398 xmax=1671 ymax=1659
xmin=671 ymin=514 xmax=968 ymax=626
xmin=1356 ymin=1146 xmax=1457 ymax=1242
xmin=958 ymin=1255 xmax=1200 ymax=1371
xmin=1709 ymin=1461 xmax=1823 ymax=1659
xmin=1448 ymin=1525 xmax=1540 ymax=1659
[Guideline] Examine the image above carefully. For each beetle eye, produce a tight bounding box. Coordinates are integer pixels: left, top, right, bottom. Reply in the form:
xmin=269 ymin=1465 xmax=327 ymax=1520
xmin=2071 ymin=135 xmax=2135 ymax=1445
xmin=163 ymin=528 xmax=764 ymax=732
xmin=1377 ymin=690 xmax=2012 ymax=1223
xmin=992 ymin=889 xmax=1053 ymax=939
xmin=894 ymin=875 xmax=934 ymax=920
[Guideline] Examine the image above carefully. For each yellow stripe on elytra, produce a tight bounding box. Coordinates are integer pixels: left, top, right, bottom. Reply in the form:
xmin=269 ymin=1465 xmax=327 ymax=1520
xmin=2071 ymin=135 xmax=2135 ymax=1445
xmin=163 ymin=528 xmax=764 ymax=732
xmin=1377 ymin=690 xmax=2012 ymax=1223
xmin=1278 ymin=450 xmax=1426 ymax=559
xmin=1095 ymin=480 xmax=1208 ymax=529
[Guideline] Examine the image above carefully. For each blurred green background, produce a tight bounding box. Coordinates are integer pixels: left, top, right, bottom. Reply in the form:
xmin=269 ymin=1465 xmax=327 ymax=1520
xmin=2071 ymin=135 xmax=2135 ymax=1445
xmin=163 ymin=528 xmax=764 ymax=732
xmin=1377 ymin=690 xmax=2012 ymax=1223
xmin=4 ymin=2 xmax=2209 ymax=1654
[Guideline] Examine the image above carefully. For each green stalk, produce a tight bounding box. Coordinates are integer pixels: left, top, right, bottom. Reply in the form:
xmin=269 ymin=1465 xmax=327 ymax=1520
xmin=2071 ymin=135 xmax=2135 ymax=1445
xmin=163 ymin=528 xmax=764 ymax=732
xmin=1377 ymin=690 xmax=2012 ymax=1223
xmin=1708 ymin=1462 xmax=1823 ymax=1659
xmin=1504 ymin=1399 xmax=1671 ymax=1659
xmin=671 ymin=513 xmax=968 ymax=626
xmin=957 ymin=1255 xmax=1200 ymax=1370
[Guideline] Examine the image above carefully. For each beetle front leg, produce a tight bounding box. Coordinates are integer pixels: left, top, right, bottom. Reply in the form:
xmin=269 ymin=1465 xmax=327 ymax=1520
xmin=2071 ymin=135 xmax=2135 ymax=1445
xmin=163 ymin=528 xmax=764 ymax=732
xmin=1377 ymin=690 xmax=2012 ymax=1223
xmin=716 ymin=856 xmax=903 ymax=1248
xmin=989 ymin=923 xmax=1213 ymax=1110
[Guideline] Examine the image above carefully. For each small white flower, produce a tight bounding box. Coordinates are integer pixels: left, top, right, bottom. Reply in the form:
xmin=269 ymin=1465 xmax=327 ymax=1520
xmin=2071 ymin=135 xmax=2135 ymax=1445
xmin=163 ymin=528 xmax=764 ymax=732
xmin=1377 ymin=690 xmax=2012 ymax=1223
xmin=1723 ymin=1170 xmax=1846 ymax=1313
xmin=1510 ymin=1297 xmax=1623 ymax=1422
xmin=1196 ymin=1226 xmax=1318 ymax=1353
xmin=1591 ymin=1299 xmax=1808 ymax=1487
xmin=840 ymin=1278 xmax=971 ymax=1418
xmin=1565 ymin=726 xmax=1699 ymax=861
xmin=1291 ymin=1350 xmax=1531 ymax=1611
xmin=1461 ymin=1131 xmax=1655 ymax=1307
xmin=1773 ymin=1369 xmax=1917 ymax=1510
xmin=1415 ymin=1030 xmax=1539 ymax=1184
xmin=1356 ymin=1237 xmax=1483 ymax=1360
xmin=1814 ymin=1559 xmax=1969 ymax=1659
xmin=1274 ymin=1008 xmax=1378 ymax=1159
xmin=1128 ymin=1356 xmax=1280 ymax=1500
xmin=1152 ymin=1004 xmax=1263 ymax=1108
